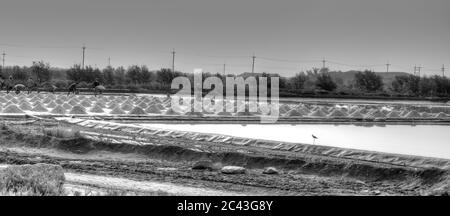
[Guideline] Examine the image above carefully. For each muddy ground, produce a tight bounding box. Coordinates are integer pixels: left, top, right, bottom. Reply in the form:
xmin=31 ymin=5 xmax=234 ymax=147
xmin=0 ymin=122 xmax=449 ymax=196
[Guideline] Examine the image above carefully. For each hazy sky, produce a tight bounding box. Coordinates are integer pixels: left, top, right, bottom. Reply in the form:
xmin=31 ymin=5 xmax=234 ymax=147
xmin=0 ymin=0 xmax=449 ymax=76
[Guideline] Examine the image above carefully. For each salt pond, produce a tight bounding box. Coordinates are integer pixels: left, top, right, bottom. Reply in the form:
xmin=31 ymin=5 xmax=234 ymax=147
xmin=139 ymin=123 xmax=450 ymax=159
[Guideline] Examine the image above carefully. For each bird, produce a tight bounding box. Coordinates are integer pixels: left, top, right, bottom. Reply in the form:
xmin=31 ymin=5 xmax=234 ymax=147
xmin=312 ymin=134 xmax=318 ymax=145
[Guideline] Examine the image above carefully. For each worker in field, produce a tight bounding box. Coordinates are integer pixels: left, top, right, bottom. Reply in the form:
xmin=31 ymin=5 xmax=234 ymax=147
xmin=13 ymin=84 xmax=25 ymax=94
xmin=5 ymin=76 xmax=13 ymax=94
xmin=26 ymin=77 xmax=35 ymax=94
xmin=0 ymin=76 xmax=4 ymax=90
xmin=67 ymin=82 xmax=79 ymax=96
xmin=50 ymin=84 xmax=57 ymax=94
xmin=92 ymin=78 xmax=104 ymax=96
xmin=36 ymin=78 xmax=41 ymax=93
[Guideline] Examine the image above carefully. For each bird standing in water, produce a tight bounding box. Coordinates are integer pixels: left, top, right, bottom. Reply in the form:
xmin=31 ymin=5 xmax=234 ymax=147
xmin=312 ymin=134 xmax=318 ymax=145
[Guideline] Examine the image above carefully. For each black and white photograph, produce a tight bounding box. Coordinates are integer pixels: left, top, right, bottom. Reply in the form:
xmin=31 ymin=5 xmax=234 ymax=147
xmin=0 ymin=0 xmax=449 ymax=204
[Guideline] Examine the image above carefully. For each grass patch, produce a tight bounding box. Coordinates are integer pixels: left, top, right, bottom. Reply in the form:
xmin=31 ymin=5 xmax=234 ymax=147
xmin=0 ymin=163 xmax=65 ymax=196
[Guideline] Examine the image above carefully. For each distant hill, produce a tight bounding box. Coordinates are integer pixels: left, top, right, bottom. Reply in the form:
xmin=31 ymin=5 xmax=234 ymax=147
xmin=328 ymin=71 xmax=410 ymax=85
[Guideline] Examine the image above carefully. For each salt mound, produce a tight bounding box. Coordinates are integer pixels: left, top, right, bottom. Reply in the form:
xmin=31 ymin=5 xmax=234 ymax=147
xmin=162 ymin=101 xmax=171 ymax=108
xmin=93 ymin=102 xmax=106 ymax=108
xmin=368 ymin=110 xmax=386 ymax=118
xmin=2 ymin=105 xmax=24 ymax=113
xmin=296 ymin=107 xmax=310 ymax=115
xmin=51 ymin=105 xmax=66 ymax=114
xmin=121 ymin=103 xmax=133 ymax=111
xmin=4 ymin=94 xmax=13 ymax=100
xmin=89 ymin=105 xmax=104 ymax=113
xmin=32 ymin=104 xmax=48 ymax=112
xmin=145 ymin=105 xmax=162 ymax=114
xmin=419 ymin=112 xmax=430 ymax=118
xmin=80 ymin=100 xmax=92 ymax=107
xmin=129 ymin=107 xmax=147 ymax=115
xmin=109 ymin=106 xmax=126 ymax=115
xmin=46 ymin=101 xmax=57 ymax=108
xmin=29 ymin=96 xmax=40 ymax=103
xmin=434 ymin=112 xmax=447 ymax=118
xmin=123 ymin=100 xmax=134 ymax=106
xmin=62 ymin=103 xmax=73 ymax=110
xmin=349 ymin=110 xmax=365 ymax=118
xmin=141 ymin=97 xmax=151 ymax=103
xmin=69 ymin=106 xmax=87 ymax=114
xmin=285 ymin=109 xmax=303 ymax=117
xmin=137 ymin=101 xmax=148 ymax=109
xmin=155 ymin=103 xmax=165 ymax=110
xmin=279 ymin=104 xmax=291 ymax=114
xmin=308 ymin=109 xmax=327 ymax=117
xmin=386 ymin=111 xmax=402 ymax=118
xmin=107 ymin=102 xmax=118 ymax=109
xmin=68 ymin=99 xmax=79 ymax=106
xmin=45 ymin=94 xmax=56 ymax=100
xmin=327 ymin=109 xmax=347 ymax=117
xmin=216 ymin=111 xmax=232 ymax=116
xmin=32 ymin=100 xmax=43 ymax=106
xmin=400 ymin=110 xmax=409 ymax=117
xmin=9 ymin=98 xmax=19 ymax=104
xmin=57 ymin=95 xmax=67 ymax=101
xmin=404 ymin=110 xmax=421 ymax=118
xmin=358 ymin=107 xmax=369 ymax=114
xmin=348 ymin=106 xmax=359 ymax=114
xmin=164 ymin=108 xmax=178 ymax=115
xmin=19 ymin=102 xmax=33 ymax=110
xmin=55 ymin=99 xmax=64 ymax=104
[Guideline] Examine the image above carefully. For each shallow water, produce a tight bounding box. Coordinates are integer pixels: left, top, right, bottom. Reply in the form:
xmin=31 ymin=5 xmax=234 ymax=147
xmin=139 ymin=123 xmax=450 ymax=159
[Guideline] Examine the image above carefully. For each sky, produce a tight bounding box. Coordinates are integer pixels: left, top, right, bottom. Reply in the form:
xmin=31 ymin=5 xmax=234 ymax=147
xmin=0 ymin=0 xmax=449 ymax=77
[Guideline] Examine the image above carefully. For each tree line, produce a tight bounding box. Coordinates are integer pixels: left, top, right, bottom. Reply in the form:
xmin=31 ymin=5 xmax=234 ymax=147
xmin=1 ymin=62 xmax=450 ymax=98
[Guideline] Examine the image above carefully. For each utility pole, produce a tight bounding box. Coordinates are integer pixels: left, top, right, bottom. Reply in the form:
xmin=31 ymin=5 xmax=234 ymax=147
xmin=108 ymin=57 xmax=111 ymax=67
xmin=322 ymin=58 xmax=326 ymax=69
xmin=413 ymin=65 xmax=417 ymax=76
xmin=171 ymin=49 xmax=176 ymax=73
xmin=82 ymin=45 xmax=86 ymax=70
xmin=442 ymin=64 xmax=446 ymax=77
xmin=386 ymin=61 xmax=391 ymax=73
xmin=1 ymin=52 xmax=5 ymax=73
xmin=251 ymin=54 xmax=256 ymax=74
xmin=223 ymin=63 xmax=226 ymax=76
xmin=417 ymin=65 xmax=422 ymax=77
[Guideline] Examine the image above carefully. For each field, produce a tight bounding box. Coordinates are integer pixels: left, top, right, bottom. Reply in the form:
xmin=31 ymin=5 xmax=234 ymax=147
xmin=0 ymin=92 xmax=450 ymax=196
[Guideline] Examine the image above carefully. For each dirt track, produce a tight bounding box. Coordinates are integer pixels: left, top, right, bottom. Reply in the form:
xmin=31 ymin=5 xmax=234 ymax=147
xmin=0 ymin=122 xmax=449 ymax=196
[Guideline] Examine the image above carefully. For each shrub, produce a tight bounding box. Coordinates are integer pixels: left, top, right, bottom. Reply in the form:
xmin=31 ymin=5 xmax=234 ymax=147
xmin=43 ymin=127 xmax=80 ymax=138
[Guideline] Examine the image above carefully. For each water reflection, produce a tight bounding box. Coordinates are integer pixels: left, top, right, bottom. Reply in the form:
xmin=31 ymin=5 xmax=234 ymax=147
xmin=139 ymin=123 xmax=450 ymax=159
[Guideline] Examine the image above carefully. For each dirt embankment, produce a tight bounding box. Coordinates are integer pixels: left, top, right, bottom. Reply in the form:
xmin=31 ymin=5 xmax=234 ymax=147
xmin=0 ymin=125 xmax=449 ymax=195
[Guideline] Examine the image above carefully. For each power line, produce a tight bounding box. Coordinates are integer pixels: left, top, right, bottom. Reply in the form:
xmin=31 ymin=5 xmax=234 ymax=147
xmin=257 ymin=56 xmax=319 ymax=63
